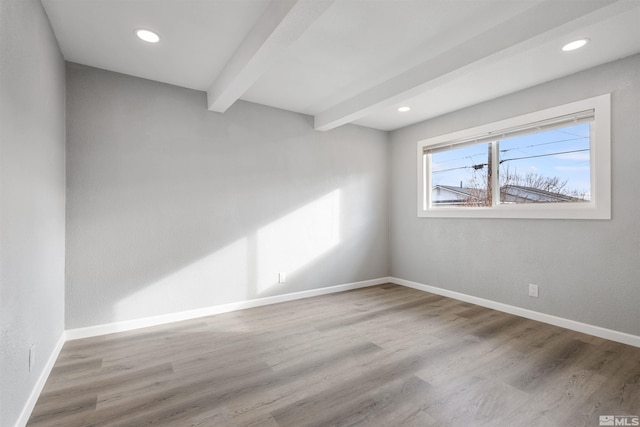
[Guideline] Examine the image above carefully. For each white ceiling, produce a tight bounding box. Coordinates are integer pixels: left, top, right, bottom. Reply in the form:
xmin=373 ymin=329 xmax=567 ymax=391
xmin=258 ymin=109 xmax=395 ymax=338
xmin=41 ymin=0 xmax=640 ymax=131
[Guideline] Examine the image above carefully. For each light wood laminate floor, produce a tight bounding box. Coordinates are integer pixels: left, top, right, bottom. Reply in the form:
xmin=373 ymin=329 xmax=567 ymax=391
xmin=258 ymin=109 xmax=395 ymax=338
xmin=28 ymin=284 xmax=640 ymax=426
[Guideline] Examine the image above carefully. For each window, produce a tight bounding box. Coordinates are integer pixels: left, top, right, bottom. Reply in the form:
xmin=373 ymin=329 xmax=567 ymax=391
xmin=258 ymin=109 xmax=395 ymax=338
xmin=418 ymin=94 xmax=610 ymax=219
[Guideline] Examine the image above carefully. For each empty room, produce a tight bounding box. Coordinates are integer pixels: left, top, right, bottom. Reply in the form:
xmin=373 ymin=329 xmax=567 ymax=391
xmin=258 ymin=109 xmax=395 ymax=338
xmin=2 ymin=0 xmax=640 ymax=426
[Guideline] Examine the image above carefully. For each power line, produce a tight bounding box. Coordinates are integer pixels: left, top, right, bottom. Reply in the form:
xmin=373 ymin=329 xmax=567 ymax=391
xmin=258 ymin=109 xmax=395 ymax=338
xmin=557 ymin=126 xmax=588 ymax=139
xmin=499 ymin=136 xmax=588 ymax=153
xmin=433 ymin=148 xmax=590 ymax=174
xmin=433 ymin=136 xmax=588 ymax=166
xmin=433 ymin=163 xmax=487 ymax=174
xmin=433 ymin=152 xmax=486 ymax=166
xmin=499 ymin=148 xmax=589 ymax=164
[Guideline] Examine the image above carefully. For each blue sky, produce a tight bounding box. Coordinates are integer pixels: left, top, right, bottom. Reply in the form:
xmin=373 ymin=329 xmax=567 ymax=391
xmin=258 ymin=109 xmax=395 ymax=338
xmin=431 ymin=122 xmax=591 ymax=197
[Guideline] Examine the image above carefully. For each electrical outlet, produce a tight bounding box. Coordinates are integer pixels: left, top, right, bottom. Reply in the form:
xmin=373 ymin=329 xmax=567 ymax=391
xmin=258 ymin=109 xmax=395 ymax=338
xmin=29 ymin=345 xmax=36 ymax=372
xmin=529 ymin=283 xmax=539 ymax=298
xmin=278 ymin=272 xmax=287 ymax=283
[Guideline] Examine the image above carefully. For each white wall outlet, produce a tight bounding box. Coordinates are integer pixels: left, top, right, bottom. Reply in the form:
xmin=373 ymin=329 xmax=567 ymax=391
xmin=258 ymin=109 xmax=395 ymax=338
xmin=278 ymin=272 xmax=287 ymax=283
xmin=29 ymin=345 xmax=36 ymax=372
xmin=529 ymin=283 xmax=539 ymax=298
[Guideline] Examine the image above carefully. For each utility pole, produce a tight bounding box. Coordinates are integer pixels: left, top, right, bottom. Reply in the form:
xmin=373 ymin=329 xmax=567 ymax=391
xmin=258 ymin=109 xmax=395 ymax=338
xmin=486 ymin=144 xmax=492 ymax=206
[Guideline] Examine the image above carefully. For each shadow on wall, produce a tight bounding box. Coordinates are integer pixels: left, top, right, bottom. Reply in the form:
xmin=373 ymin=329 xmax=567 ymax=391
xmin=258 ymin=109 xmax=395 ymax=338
xmin=114 ymin=189 xmax=342 ymax=320
xmin=64 ymin=64 xmax=388 ymax=329
xmin=64 ymin=120 xmax=386 ymax=329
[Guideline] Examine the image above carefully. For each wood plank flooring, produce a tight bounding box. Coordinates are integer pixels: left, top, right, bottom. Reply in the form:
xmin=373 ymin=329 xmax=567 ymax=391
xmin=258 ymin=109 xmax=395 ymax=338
xmin=28 ymin=284 xmax=640 ymax=426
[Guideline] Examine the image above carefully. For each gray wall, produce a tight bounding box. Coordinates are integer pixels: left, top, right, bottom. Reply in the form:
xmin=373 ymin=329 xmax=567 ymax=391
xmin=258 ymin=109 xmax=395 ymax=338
xmin=0 ymin=0 xmax=66 ymax=426
xmin=65 ymin=63 xmax=389 ymax=329
xmin=390 ymin=53 xmax=640 ymax=336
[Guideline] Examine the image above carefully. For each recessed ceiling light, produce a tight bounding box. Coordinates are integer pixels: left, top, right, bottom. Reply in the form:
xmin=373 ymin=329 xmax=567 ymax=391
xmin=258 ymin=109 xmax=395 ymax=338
xmin=135 ymin=29 xmax=160 ymax=43
xmin=398 ymin=106 xmax=411 ymax=112
xmin=562 ymin=38 xmax=589 ymax=52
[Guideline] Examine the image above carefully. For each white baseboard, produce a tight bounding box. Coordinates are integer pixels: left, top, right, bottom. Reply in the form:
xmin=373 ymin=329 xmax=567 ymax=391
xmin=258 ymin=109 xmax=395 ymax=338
xmin=65 ymin=276 xmax=640 ymax=347
xmin=390 ymin=276 xmax=640 ymax=348
xmin=15 ymin=332 xmax=66 ymax=427
xmin=15 ymin=275 xmax=639 ymax=427
xmin=65 ymin=277 xmax=391 ymax=341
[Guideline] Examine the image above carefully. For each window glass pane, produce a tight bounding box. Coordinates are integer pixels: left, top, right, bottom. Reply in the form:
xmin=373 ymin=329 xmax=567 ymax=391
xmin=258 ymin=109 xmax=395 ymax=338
xmin=498 ymin=122 xmax=591 ymax=204
xmin=431 ymin=143 xmax=491 ymax=206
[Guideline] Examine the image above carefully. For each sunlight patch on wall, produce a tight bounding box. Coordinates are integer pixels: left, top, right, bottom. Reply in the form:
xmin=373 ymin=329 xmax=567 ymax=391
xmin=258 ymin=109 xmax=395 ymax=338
xmin=114 ymin=237 xmax=248 ymax=321
xmin=256 ymin=189 xmax=341 ymax=294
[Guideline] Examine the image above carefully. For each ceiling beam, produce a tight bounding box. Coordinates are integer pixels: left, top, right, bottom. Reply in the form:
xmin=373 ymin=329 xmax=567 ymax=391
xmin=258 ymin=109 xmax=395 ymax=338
xmin=207 ymin=0 xmax=333 ymax=113
xmin=313 ymin=0 xmax=616 ymax=132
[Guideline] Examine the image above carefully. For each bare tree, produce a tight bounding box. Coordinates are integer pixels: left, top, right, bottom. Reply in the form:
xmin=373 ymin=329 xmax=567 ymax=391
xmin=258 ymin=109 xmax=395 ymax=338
xmin=499 ymin=165 xmax=588 ymax=202
xmin=460 ymin=165 xmax=588 ymax=205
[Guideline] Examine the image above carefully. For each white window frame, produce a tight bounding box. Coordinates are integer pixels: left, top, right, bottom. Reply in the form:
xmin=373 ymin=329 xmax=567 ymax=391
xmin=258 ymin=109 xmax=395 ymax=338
xmin=417 ymin=94 xmax=611 ymax=219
